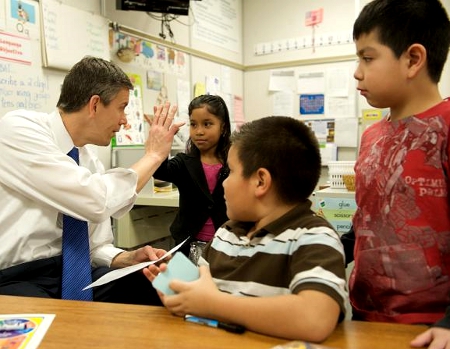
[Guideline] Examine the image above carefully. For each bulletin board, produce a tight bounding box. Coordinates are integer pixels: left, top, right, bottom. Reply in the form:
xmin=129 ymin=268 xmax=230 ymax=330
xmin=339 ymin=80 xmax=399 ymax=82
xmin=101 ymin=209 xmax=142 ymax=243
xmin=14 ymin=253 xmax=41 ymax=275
xmin=108 ymin=26 xmax=245 ymax=147
xmin=109 ymin=28 xmax=192 ymax=146
xmin=102 ymin=0 xmax=245 ymax=146
xmin=264 ymin=60 xmax=358 ymax=120
xmin=244 ymin=59 xmax=360 ymax=165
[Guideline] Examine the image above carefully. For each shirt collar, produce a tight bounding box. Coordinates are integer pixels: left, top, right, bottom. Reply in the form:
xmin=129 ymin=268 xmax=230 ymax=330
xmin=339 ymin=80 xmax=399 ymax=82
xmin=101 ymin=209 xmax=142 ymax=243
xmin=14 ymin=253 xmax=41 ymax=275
xmin=225 ymin=199 xmax=314 ymax=238
xmin=49 ymin=110 xmax=75 ymax=154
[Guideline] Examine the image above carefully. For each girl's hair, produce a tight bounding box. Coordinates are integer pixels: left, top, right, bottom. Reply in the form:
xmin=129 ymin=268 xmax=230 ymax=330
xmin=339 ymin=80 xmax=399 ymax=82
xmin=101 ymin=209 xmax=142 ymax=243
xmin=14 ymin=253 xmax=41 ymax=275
xmin=186 ymin=94 xmax=231 ymax=165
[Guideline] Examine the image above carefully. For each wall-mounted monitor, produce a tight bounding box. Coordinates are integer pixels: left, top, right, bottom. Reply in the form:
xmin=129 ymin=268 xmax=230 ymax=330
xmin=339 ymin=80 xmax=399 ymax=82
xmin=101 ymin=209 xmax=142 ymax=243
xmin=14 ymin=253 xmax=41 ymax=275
xmin=116 ymin=0 xmax=191 ymax=16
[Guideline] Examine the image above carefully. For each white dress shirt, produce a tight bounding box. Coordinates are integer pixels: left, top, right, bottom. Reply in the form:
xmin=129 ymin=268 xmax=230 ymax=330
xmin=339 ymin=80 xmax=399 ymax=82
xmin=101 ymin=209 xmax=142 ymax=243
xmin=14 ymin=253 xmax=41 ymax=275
xmin=0 ymin=110 xmax=139 ymax=270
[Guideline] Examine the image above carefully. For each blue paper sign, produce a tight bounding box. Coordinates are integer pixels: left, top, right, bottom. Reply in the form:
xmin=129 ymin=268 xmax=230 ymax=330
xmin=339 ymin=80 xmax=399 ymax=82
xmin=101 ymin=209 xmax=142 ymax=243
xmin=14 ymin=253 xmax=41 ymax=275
xmin=299 ymin=94 xmax=325 ymax=115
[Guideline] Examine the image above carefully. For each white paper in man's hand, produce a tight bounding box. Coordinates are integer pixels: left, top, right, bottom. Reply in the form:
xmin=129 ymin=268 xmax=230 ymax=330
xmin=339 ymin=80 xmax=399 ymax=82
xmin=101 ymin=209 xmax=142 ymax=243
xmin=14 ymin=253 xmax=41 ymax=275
xmin=83 ymin=238 xmax=189 ymax=290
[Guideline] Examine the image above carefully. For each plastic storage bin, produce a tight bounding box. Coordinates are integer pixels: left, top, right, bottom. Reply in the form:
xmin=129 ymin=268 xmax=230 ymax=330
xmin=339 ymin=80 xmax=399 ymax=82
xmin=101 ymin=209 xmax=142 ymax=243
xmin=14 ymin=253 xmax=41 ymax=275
xmin=327 ymin=161 xmax=356 ymax=189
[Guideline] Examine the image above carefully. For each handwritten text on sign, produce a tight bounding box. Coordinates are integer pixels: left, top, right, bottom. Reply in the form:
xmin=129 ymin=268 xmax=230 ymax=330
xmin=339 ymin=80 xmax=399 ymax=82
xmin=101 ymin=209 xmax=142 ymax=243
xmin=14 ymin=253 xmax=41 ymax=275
xmin=0 ymin=62 xmax=51 ymax=111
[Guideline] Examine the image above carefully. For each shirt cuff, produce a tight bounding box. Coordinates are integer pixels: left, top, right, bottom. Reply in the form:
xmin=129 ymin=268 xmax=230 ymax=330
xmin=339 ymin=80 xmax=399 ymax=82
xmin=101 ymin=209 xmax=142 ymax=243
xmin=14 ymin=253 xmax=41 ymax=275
xmin=91 ymin=244 xmax=125 ymax=268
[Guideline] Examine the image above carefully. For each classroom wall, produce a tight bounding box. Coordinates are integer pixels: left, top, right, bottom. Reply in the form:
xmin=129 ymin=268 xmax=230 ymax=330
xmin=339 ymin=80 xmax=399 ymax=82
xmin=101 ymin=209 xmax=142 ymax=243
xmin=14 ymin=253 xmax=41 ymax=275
xmin=3 ymin=0 xmax=450 ymax=175
xmin=242 ymin=0 xmax=450 ymax=185
xmin=243 ymin=0 xmax=450 ymax=120
xmin=243 ymin=0 xmax=359 ymax=67
xmin=243 ymin=0 xmax=361 ymax=186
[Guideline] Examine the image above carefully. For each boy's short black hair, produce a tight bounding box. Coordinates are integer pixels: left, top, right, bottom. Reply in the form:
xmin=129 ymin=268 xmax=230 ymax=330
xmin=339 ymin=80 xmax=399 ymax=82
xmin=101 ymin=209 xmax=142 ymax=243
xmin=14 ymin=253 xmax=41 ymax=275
xmin=354 ymin=0 xmax=450 ymax=83
xmin=230 ymin=116 xmax=321 ymax=203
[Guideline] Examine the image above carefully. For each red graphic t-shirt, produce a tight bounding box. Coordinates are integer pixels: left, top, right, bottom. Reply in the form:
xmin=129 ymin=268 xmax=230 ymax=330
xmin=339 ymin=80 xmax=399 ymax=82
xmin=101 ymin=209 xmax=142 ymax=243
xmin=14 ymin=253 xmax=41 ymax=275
xmin=350 ymin=99 xmax=450 ymax=324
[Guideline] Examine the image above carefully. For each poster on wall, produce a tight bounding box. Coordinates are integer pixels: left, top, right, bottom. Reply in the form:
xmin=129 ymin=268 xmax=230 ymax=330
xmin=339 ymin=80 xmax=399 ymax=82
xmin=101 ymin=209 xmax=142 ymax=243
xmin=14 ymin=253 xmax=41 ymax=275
xmin=269 ymin=69 xmax=295 ymax=92
xmin=114 ymin=74 xmax=146 ymax=146
xmin=7 ymin=0 xmax=39 ymax=38
xmin=297 ymin=71 xmax=325 ymax=94
xmin=111 ymin=31 xmax=187 ymax=77
xmin=305 ymin=120 xmax=336 ymax=165
xmin=299 ymin=94 xmax=325 ymax=115
xmin=110 ymin=29 xmax=191 ymax=124
xmin=40 ymin=0 xmax=110 ymax=70
xmin=306 ymin=119 xmax=334 ymax=144
xmin=191 ymin=0 xmax=241 ymax=53
xmin=0 ymin=0 xmax=59 ymax=116
xmin=272 ymin=91 xmax=294 ymax=117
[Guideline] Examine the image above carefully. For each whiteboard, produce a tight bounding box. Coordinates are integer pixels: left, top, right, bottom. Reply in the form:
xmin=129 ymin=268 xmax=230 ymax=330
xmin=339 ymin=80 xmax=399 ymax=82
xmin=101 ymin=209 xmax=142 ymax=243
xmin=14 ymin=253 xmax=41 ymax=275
xmin=40 ymin=0 xmax=110 ymax=70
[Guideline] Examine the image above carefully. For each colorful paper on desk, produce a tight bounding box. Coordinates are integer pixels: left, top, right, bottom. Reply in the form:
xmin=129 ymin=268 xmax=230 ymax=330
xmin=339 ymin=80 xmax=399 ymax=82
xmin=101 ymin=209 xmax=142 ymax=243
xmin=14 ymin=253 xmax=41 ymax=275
xmin=152 ymin=252 xmax=200 ymax=295
xmin=271 ymin=341 xmax=337 ymax=349
xmin=0 ymin=314 xmax=55 ymax=349
xmin=83 ymin=238 xmax=189 ymax=290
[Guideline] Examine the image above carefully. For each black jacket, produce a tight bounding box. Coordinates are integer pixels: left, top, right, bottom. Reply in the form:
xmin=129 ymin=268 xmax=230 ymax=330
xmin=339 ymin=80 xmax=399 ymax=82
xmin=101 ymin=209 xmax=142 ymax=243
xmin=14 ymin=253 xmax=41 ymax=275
xmin=153 ymin=153 xmax=229 ymax=245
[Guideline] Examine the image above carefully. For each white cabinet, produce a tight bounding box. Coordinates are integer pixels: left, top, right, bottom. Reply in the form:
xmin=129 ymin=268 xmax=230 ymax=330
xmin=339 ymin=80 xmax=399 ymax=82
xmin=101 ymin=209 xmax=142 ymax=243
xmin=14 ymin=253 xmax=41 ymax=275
xmin=111 ymin=147 xmax=180 ymax=249
xmin=113 ymin=191 xmax=179 ymax=249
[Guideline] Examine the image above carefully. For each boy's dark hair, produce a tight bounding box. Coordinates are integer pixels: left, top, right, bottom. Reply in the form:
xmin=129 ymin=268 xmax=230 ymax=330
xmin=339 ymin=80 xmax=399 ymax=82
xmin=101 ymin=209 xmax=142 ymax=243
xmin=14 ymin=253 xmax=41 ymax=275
xmin=353 ymin=0 xmax=450 ymax=83
xmin=231 ymin=116 xmax=321 ymax=203
xmin=186 ymin=94 xmax=231 ymax=165
xmin=57 ymin=56 xmax=133 ymax=113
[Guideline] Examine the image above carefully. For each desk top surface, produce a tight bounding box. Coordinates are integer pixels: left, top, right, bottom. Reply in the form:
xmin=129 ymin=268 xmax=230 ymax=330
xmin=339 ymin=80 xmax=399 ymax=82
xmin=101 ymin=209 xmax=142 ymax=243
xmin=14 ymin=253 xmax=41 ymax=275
xmin=0 ymin=295 xmax=427 ymax=349
xmin=136 ymin=190 xmax=179 ymax=207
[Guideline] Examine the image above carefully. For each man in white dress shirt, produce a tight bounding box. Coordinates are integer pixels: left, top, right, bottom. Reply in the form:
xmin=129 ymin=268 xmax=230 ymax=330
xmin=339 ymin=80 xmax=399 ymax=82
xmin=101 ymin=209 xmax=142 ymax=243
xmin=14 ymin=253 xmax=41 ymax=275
xmin=0 ymin=56 xmax=182 ymax=304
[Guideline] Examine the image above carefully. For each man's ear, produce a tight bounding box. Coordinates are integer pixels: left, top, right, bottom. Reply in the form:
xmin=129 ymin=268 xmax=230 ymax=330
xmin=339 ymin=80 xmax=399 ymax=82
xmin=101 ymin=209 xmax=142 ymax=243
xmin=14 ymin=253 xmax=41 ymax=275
xmin=89 ymin=95 xmax=101 ymax=115
xmin=405 ymin=43 xmax=427 ymax=78
xmin=254 ymin=168 xmax=271 ymax=198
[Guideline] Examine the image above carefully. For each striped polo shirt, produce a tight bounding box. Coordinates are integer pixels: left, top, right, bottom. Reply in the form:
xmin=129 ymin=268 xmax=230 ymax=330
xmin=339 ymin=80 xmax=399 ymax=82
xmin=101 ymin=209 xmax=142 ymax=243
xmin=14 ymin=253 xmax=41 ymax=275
xmin=200 ymin=200 xmax=348 ymax=319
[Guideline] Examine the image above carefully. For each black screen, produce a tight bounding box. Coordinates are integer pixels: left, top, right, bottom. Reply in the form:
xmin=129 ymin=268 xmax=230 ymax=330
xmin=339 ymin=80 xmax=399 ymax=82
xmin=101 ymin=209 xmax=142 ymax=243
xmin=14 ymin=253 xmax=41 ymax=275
xmin=116 ymin=0 xmax=190 ymax=15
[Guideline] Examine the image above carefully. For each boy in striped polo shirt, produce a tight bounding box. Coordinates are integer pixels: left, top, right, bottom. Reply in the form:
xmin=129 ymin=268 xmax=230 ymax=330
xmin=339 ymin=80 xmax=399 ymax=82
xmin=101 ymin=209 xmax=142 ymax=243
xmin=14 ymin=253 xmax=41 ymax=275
xmin=146 ymin=116 xmax=347 ymax=342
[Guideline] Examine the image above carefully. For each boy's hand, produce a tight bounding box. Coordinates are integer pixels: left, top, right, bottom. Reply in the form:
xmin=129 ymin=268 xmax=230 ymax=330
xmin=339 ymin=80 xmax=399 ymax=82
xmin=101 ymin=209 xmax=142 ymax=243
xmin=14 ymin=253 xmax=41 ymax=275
xmin=410 ymin=327 xmax=450 ymax=349
xmin=160 ymin=265 xmax=220 ymax=317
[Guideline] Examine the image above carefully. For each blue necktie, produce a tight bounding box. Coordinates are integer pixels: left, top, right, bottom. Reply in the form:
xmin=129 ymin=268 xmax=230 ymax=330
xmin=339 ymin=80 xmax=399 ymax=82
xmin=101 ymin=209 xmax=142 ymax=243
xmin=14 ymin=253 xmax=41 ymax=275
xmin=61 ymin=147 xmax=93 ymax=301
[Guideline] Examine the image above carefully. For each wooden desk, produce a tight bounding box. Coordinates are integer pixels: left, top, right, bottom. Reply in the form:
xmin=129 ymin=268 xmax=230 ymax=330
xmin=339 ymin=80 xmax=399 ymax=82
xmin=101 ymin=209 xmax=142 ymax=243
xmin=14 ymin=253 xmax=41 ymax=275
xmin=0 ymin=295 xmax=428 ymax=349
